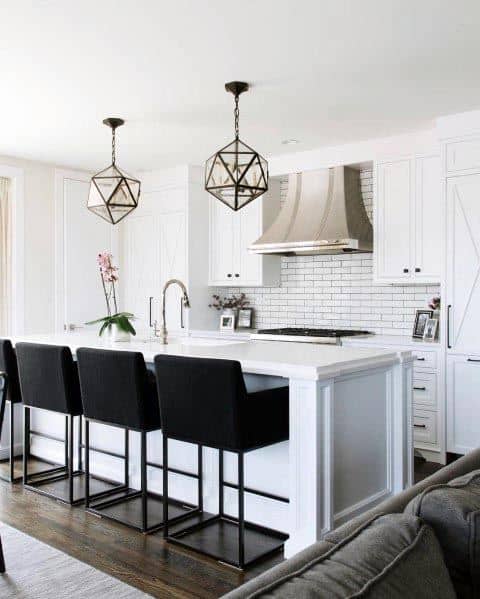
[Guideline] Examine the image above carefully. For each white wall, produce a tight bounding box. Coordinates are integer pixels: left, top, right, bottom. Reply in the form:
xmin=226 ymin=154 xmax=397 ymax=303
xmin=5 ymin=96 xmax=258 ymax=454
xmin=0 ymin=155 xmax=56 ymax=333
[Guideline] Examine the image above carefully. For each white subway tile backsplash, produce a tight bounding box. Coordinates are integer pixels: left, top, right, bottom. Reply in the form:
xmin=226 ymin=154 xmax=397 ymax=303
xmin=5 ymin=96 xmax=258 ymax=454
xmin=213 ymin=170 xmax=440 ymax=335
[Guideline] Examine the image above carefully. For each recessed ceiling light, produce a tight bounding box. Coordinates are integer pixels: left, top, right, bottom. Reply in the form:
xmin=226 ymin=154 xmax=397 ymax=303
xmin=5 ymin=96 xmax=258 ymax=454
xmin=282 ymin=139 xmax=300 ymax=145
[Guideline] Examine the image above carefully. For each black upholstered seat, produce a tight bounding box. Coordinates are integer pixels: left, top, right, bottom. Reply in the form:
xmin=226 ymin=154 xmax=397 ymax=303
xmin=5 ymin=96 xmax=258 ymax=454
xmin=15 ymin=342 xmax=84 ymax=504
xmin=76 ymin=348 xmax=160 ymax=432
xmin=16 ymin=342 xmax=83 ymax=416
xmin=154 ymin=355 xmax=288 ymax=451
xmin=0 ymin=340 xmax=22 ymax=404
xmin=76 ymin=348 xmax=195 ymax=534
xmin=0 ymin=339 xmax=23 ymax=483
xmin=154 ymin=355 xmax=289 ymax=569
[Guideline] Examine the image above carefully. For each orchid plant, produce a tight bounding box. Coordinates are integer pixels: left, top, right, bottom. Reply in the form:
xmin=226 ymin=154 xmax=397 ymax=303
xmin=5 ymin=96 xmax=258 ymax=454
xmin=86 ymin=251 xmax=136 ymax=337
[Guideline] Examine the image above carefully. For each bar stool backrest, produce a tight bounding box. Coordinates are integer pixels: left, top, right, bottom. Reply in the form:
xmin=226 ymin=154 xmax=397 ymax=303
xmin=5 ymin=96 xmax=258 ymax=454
xmin=76 ymin=348 xmax=160 ymax=431
xmin=154 ymin=355 xmax=248 ymax=451
xmin=15 ymin=342 xmax=82 ymax=415
xmin=0 ymin=339 xmax=22 ymax=403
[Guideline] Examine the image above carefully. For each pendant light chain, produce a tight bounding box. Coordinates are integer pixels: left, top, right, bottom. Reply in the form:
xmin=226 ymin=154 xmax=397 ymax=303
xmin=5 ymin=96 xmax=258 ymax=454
xmin=234 ymin=94 xmax=240 ymax=140
xmin=111 ymin=127 xmax=116 ymax=166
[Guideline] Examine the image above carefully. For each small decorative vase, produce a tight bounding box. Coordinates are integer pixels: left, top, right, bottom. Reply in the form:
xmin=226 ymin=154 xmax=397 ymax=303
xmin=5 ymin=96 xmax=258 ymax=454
xmin=105 ymin=324 xmax=131 ymax=343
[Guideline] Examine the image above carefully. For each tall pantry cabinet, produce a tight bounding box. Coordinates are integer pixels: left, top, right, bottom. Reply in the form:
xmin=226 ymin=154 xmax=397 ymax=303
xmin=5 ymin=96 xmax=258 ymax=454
xmin=444 ymin=137 xmax=480 ymax=454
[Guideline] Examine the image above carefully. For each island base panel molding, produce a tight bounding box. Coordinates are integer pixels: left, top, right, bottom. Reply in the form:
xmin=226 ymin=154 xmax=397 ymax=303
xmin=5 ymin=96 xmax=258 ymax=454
xmin=285 ymin=363 xmax=412 ymax=559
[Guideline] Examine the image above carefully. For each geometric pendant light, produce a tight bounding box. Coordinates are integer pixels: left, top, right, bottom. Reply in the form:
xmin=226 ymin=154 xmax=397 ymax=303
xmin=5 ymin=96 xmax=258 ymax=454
xmin=205 ymin=82 xmax=268 ymax=211
xmin=88 ymin=118 xmax=141 ymax=225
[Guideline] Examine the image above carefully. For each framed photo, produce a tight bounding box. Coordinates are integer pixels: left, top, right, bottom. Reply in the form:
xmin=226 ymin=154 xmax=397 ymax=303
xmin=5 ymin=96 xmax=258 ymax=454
xmin=412 ymin=309 xmax=433 ymax=339
xmin=237 ymin=308 xmax=253 ymax=329
xmin=220 ymin=313 xmax=235 ymax=331
xmin=423 ymin=318 xmax=438 ymax=342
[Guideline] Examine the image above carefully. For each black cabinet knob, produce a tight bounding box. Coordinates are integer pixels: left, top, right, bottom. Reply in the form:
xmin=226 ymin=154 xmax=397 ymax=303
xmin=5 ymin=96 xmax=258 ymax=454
xmin=415 ymin=267 xmax=421 ymax=273
xmin=403 ymin=268 xmax=409 ymax=273
xmin=235 ymin=273 xmax=240 ymax=277
xmin=227 ymin=273 xmax=232 ymax=278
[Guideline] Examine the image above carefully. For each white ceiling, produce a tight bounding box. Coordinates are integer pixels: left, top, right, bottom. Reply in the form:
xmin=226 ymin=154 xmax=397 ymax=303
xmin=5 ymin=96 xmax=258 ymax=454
xmin=1 ymin=0 xmax=480 ymax=172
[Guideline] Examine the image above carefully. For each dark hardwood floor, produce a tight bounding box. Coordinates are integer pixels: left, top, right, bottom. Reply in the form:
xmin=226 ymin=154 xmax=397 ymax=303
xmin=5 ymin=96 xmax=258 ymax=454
xmin=0 ymin=457 xmax=446 ymax=598
xmin=0 ymin=458 xmax=282 ymax=598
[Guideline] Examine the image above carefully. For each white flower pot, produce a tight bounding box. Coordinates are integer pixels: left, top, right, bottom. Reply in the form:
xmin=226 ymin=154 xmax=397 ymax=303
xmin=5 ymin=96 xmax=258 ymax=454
xmin=106 ymin=323 xmax=131 ymax=343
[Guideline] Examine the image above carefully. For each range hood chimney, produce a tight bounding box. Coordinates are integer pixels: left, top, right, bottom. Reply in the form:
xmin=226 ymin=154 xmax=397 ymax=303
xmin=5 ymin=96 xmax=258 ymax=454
xmin=249 ymin=166 xmax=372 ymax=255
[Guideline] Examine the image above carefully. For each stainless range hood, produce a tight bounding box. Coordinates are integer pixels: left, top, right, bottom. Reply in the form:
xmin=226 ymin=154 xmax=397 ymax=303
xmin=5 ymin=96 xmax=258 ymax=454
xmin=249 ymin=166 xmax=372 ymax=255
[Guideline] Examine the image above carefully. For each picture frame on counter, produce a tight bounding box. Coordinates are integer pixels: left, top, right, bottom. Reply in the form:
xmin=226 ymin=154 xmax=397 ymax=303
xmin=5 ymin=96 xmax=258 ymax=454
xmin=423 ymin=318 xmax=438 ymax=342
xmin=412 ymin=309 xmax=433 ymax=339
xmin=237 ymin=308 xmax=253 ymax=329
xmin=220 ymin=312 xmax=235 ymax=331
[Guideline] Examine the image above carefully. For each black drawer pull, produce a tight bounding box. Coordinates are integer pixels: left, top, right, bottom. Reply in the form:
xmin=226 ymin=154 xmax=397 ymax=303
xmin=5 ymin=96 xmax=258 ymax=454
xmin=467 ymin=358 xmax=480 ymax=363
xmin=416 ymin=357 xmax=426 ymax=361
xmin=403 ymin=268 xmax=409 ymax=273
xmin=413 ymin=386 xmax=426 ymax=391
xmin=234 ymin=273 xmax=240 ymax=278
xmin=415 ymin=267 xmax=421 ymax=273
xmin=414 ymin=424 xmax=427 ymax=429
xmin=227 ymin=273 xmax=232 ymax=278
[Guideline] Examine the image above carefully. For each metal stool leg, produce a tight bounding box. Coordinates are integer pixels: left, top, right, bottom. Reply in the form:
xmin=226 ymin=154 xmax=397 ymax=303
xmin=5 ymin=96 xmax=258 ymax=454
xmin=238 ymin=452 xmax=245 ymax=568
xmin=219 ymin=449 xmax=224 ymax=517
xmin=77 ymin=416 xmax=83 ymax=472
xmin=85 ymin=420 xmax=90 ymax=508
xmin=23 ymin=406 xmax=30 ymax=484
xmin=124 ymin=429 xmax=129 ymax=487
xmin=68 ymin=415 xmax=74 ymax=504
xmin=9 ymin=401 xmax=15 ymax=482
xmin=198 ymin=444 xmax=203 ymax=512
xmin=141 ymin=430 xmax=147 ymax=532
xmin=163 ymin=433 xmax=168 ymax=538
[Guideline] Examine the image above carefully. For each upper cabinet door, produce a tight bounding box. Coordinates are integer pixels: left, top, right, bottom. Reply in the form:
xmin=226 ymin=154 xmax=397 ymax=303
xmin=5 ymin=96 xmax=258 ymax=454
xmin=446 ymin=174 xmax=480 ymax=354
xmin=235 ymin=200 xmax=262 ymax=285
xmin=208 ymin=198 xmax=235 ymax=285
xmin=375 ymin=159 xmax=412 ymax=282
xmin=208 ymin=182 xmax=281 ymax=287
xmin=414 ymin=155 xmax=442 ymax=281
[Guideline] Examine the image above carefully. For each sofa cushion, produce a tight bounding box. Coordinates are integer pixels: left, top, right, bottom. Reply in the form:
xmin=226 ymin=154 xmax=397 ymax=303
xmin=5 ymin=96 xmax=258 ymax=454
xmin=229 ymin=514 xmax=455 ymax=598
xmin=405 ymin=468 xmax=480 ymax=598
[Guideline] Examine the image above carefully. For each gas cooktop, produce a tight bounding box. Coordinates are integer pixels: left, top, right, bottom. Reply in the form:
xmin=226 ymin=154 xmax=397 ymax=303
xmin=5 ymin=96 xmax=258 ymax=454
xmin=250 ymin=328 xmax=373 ymax=345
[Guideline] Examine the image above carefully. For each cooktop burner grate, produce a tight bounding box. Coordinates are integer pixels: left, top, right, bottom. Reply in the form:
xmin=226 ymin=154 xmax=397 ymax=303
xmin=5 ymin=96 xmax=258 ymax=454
xmin=256 ymin=328 xmax=372 ymax=338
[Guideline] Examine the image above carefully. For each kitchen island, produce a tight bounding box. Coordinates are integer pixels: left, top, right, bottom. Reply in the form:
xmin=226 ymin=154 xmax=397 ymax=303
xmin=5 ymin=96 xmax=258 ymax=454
xmin=7 ymin=332 xmax=414 ymax=558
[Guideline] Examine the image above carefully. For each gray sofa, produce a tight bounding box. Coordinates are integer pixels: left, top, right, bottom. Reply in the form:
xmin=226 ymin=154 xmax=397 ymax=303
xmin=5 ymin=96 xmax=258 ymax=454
xmin=224 ymin=449 xmax=480 ymax=598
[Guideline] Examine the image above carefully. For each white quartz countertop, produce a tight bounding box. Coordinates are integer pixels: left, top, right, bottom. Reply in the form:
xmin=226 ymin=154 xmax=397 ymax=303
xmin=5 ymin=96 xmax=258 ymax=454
xmin=10 ymin=332 xmax=411 ymax=381
xmin=342 ymin=334 xmax=441 ymax=350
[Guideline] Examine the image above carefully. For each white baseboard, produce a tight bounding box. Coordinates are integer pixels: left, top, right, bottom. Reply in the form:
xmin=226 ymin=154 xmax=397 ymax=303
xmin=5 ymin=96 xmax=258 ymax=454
xmin=334 ymin=488 xmax=391 ymax=527
xmin=0 ymin=443 xmax=23 ymax=461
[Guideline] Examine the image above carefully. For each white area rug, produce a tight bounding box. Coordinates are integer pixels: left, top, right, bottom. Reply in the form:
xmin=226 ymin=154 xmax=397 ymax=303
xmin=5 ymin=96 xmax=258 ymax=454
xmin=0 ymin=523 xmax=150 ymax=598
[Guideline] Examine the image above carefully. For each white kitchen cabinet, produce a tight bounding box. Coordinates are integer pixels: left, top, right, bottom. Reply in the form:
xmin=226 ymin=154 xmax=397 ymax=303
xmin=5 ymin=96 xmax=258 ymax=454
xmin=208 ymin=180 xmax=281 ymax=287
xmin=343 ymin=336 xmax=445 ymax=462
xmin=445 ymin=137 xmax=480 ymax=176
xmin=447 ymin=354 xmax=480 ymax=454
xmin=120 ymin=166 xmax=217 ymax=335
xmin=445 ymin=173 xmax=480 ymax=355
xmin=374 ymin=154 xmax=442 ymax=284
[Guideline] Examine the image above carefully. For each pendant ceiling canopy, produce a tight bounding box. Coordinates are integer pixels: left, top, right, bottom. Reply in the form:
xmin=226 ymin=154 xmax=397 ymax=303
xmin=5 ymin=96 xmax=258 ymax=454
xmin=88 ymin=118 xmax=140 ymax=225
xmin=205 ymin=81 xmax=268 ymax=212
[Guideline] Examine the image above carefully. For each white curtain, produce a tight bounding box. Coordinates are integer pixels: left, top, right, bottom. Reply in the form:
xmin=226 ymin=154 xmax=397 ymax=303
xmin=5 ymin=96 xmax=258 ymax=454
xmin=0 ymin=177 xmax=11 ymax=335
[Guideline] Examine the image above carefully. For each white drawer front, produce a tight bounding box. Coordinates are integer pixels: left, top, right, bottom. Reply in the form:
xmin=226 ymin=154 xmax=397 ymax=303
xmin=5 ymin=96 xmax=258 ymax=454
xmin=446 ymin=139 xmax=480 ymax=174
xmin=413 ymin=372 xmax=437 ymax=409
xmin=412 ymin=349 xmax=437 ymax=369
xmin=413 ymin=410 xmax=437 ymax=445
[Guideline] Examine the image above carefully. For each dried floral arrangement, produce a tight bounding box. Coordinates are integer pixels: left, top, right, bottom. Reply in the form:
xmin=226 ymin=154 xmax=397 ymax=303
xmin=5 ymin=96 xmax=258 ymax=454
xmin=209 ymin=293 xmax=250 ymax=311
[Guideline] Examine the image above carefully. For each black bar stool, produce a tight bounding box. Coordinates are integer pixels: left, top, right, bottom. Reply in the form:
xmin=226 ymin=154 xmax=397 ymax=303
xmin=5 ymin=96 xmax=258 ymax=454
xmin=76 ymin=348 xmax=201 ymax=534
xmin=0 ymin=339 xmax=23 ymax=483
xmin=16 ymin=342 xmax=86 ymax=504
xmin=154 ymin=355 xmax=290 ymax=569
